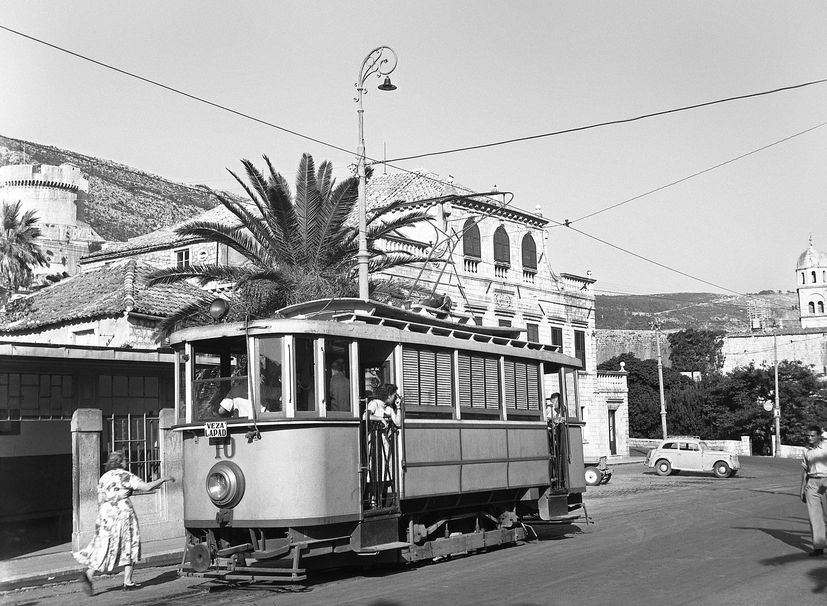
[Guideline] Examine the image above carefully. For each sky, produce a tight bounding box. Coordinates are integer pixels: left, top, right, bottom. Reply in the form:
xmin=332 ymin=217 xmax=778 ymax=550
xmin=2 ymin=1 xmax=826 ymax=296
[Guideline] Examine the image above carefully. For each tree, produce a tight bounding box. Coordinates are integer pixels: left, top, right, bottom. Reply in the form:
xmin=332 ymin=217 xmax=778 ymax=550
xmin=1 ymin=201 xmax=48 ymax=306
xmin=148 ymin=153 xmax=432 ymax=338
xmin=667 ymin=328 xmax=725 ymax=376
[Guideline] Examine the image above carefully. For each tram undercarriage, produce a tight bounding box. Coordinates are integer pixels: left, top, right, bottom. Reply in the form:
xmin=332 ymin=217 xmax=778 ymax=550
xmin=180 ymin=490 xmax=581 ymax=584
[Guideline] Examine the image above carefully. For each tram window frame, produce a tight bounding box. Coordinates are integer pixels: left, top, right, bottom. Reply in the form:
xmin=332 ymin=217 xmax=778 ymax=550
xmin=293 ymin=335 xmax=317 ymax=415
xmin=503 ymin=357 xmax=542 ymax=420
xmin=324 ymin=337 xmax=355 ymax=416
xmin=401 ymin=345 xmax=455 ymax=419
xmin=255 ymin=335 xmax=286 ymax=418
xmin=189 ymin=337 xmax=251 ymax=423
xmin=457 ymin=351 xmax=501 ymax=419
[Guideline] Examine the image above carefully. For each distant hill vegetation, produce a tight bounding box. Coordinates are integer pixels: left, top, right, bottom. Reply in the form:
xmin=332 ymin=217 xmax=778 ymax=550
xmin=0 ymin=134 xmax=222 ymax=241
xmin=596 ymin=291 xmax=799 ymax=331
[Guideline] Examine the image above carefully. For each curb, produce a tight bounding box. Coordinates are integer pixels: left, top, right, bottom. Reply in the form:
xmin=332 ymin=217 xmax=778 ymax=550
xmin=0 ymin=550 xmax=182 ymax=593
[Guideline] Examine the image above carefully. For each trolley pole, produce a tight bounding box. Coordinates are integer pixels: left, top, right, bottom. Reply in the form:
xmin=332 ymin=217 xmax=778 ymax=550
xmin=651 ymin=319 xmax=668 ymax=439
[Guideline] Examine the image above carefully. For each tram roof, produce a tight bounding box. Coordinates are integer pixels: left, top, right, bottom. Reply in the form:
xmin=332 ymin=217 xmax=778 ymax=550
xmin=169 ymin=298 xmax=582 ymax=368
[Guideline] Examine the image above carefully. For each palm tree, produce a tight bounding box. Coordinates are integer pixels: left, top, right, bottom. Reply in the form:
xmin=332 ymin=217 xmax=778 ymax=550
xmin=148 ymin=153 xmax=432 ymax=338
xmin=1 ymin=201 xmax=48 ymax=306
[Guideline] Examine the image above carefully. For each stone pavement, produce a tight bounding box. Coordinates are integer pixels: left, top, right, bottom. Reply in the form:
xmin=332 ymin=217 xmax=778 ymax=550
xmin=0 ymin=536 xmax=183 ymax=592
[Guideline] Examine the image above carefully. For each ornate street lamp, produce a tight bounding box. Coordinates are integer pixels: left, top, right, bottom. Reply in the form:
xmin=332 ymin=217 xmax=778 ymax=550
xmin=355 ymin=46 xmax=398 ymax=300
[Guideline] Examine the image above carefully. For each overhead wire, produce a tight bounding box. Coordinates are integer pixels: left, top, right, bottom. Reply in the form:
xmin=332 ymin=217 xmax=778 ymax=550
xmin=4 ymin=23 xmax=822 ymax=313
xmin=561 ymin=121 xmax=827 ymax=226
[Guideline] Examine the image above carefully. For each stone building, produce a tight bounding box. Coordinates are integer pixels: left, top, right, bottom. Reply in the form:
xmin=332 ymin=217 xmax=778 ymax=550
xmin=796 ymin=237 xmax=827 ymax=329
xmin=76 ymin=170 xmax=629 ymax=460
xmin=0 ymin=164 xmax=105 ymax=280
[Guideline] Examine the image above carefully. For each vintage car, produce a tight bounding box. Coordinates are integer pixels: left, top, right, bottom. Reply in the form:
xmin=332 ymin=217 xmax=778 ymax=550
xmin=643 ymin=437 xmax=740 ymax=478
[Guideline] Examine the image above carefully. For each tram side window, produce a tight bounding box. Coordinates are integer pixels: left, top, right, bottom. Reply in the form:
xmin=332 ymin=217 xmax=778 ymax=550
xmin=294 ymin=337 xmax=316 ymax=412
xmin=402 ymin=346 xmax=453 ymax=415
xmin=503 ymin=358 xmax=541 ymax=417
xmin=325 ymin=338 xmax=352 ymax=413
xmin=192 ymin=346 xmax=249 ymax=421
xmin=258 ymin=336 xmax=283 ymax=414
xmin=458 ymin=352 xmax=500 ymax=414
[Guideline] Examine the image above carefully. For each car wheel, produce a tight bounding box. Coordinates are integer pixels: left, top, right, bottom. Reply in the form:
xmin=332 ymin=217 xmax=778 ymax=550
xmin=584 ymin=466 xmax=601 ymax=486
xmin=655 ymin=459 xmax=672 ymax=476
xmin=713 ymin=461 xmax=731 ymax=478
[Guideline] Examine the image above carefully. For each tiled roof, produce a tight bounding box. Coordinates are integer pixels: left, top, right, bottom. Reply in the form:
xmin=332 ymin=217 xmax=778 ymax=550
xmin=0 ymin=260 xmax=206 ymax=333
xmin=83 ymin=204 xmax=244 ymax=259
xmin=79 ymin=169 xmax=544 ymax=261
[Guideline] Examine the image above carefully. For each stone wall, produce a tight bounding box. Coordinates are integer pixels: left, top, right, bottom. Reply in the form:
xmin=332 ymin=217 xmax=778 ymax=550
xmin=629 ymin=437 xmax=752 ymax=456
xmin=722 ymin=331 xmax=827 ymax=374
xmin=596 ymin=329 xmax=673 ymax=365
xmin=71 ymin=408 xmax=183 ymax=551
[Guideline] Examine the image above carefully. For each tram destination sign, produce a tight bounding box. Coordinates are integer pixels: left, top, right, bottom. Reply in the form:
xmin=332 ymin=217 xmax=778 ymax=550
xmin=204 ymin=421 xmax=228 ymax=438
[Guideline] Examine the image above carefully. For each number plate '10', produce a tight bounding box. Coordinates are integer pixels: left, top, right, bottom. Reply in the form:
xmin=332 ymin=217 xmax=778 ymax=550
xmin=204 ymin=421 xmax=227 ymax=438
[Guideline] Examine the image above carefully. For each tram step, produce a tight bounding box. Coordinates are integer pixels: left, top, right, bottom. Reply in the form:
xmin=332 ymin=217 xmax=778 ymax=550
xmin=216 ymin=543 xmax=253 ymax=557
xmin=355 ymin=541 xmax=410 ymax=554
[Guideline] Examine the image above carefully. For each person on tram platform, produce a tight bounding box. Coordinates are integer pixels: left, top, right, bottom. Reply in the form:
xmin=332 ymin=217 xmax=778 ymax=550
xmin=366 ymin=384 xmax=401 ymax=429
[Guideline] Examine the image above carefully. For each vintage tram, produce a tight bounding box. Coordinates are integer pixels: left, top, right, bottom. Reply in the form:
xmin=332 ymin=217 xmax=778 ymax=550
xmin=172 ymin=298 xmax=586 ymax=582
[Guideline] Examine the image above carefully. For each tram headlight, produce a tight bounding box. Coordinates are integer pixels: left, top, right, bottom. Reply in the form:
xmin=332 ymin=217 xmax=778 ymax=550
xmin=205 ymin=461 xmax=245 ymax=508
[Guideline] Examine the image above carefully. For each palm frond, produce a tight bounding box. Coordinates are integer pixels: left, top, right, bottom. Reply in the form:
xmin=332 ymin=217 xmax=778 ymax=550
xmin=176 ymin=221 xmax=269 ymax=266
xmin=366 ymin=210 xmax=433 ymax=241
xmin=315 ymin=177 xmax=359 ymax=265
xmin=368 ymin=251 xmax=433 ymax=273
xmin=229 ymin=163 xmax=289 ymax=264
xmin=146 ymin=264 xmax=253 ymax=287
xmin=153 ymin=294 xmax=215 ymax=342
xmin=294 ymin=153 xmax=321 ymax=264
xmin=211 ymin=187 xmax=282 ymax=266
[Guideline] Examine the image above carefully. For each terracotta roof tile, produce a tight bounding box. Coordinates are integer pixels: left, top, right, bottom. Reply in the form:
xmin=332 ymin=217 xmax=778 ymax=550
xmin=0 ymin=260 xmax=206 ymax=332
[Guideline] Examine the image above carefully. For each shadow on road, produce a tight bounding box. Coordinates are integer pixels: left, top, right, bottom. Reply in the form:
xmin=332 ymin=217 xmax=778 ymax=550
xmin=732 ymin=525 xmax=810 ymax=552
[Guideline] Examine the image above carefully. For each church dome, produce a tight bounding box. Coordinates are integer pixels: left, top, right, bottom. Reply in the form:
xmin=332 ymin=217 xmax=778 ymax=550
xmin=796 ymin=240 xmax=827 ymax=270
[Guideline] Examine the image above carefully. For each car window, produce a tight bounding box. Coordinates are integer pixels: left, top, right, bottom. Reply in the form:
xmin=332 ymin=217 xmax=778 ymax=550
xmin=699 ymin=442 xmax=709 ymax=451
xmin=686 ymin=443 xmax=699 ymax=451
xmin=679 ymin=442 xmax=690 ymax=450
xmin=662 ymin=442 xmax=677 ymax=449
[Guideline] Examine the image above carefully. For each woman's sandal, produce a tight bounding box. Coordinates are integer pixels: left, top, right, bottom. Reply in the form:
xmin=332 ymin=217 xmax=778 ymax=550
xmin=122 ymin=582 xmax=142 ymax=591
xmin=79 ymin=572 xmax=94 ymax=596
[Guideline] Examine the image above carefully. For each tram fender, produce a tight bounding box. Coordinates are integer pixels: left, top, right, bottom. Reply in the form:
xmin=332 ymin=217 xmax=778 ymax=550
xmin=351 ymin=512 xmax=400 ymax=550
xmin=537 ymin=488 xmax=568 ymax=520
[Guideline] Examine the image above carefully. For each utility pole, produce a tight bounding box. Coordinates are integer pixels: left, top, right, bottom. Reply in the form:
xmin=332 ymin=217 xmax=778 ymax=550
xmin=651 ymin=319 xmax=668 ymax=439
xmin=772 ymin=327 xmax=781 ymax=457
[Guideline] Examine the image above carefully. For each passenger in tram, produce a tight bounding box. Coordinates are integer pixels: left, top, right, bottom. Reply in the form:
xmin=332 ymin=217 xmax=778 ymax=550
xmin=545 ymin=392 xmax=565 ymax=426
xmin=260 ymin=361 xmax=283 ymax=413
xmin=366 ymin=384 xmax=401 ymax=429
xmin=328 ymin=358 xmax=351 ymax=412
xmin=218 ymin=379 xmax=253 ymax=419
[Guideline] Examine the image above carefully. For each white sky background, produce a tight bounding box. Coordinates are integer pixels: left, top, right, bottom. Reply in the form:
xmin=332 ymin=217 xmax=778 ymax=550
xmin=1 ymin=1 xmax=826 ymax=296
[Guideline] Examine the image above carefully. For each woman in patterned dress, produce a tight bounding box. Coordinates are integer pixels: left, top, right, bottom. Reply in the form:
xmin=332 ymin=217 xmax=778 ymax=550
xmin=74 ymin=451 xmax=175 ymax=594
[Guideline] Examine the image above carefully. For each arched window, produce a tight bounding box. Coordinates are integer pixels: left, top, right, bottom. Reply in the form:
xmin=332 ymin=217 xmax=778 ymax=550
xmin=493 ymin=225 xmax=510 ymax=265
xmin=812 ymin=271 xmax=817 ymax=283
xmin=819 ymin=301 xmax=825 ymax=314
xmin=521 ymin=234 xmax=537 ymax=271
xmin=463 ymin=218 xmax=481 ymax=258
xmin=809 ymin=301 xmax=816 ymax=314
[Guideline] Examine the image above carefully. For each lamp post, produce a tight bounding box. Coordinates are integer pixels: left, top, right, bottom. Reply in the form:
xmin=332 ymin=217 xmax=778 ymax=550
xmin=355 ymin=46 xmax=398 ymax=300
xmin=651 ymin=319 xmax=668 ymax=439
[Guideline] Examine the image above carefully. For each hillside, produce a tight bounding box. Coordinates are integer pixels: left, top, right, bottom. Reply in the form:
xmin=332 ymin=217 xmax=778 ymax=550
xmin=595 ymin=292 xmax=799 ymax=331
xmin=0 ymin=134 xmax=221 ymax=241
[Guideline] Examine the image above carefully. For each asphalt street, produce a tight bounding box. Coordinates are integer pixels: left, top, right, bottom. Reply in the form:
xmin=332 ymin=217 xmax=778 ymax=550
xmin=2 ymin=456 xmax=825 ymax=606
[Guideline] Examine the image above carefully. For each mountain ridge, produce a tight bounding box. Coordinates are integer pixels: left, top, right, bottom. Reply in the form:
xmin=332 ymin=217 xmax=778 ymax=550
xmin=0 ymin=133 xmax=221 ymax=241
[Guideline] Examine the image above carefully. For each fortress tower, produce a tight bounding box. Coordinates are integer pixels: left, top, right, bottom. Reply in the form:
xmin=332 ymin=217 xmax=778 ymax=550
xmin=796 ymin=235 xmax=827 ymax=329
xmin=0 ymin=163 xmax=104 ymax=281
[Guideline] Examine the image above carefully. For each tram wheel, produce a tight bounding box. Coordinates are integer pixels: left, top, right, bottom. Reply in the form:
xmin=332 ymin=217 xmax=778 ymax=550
xmin=189 ymin=543 xmax=212 ymax=572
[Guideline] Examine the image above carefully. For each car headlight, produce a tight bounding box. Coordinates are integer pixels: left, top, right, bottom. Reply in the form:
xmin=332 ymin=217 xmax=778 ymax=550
xmin=205 ymin=461 xmax=245 ymax=508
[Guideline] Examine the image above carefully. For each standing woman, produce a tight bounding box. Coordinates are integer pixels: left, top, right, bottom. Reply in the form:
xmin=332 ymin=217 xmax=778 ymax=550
xmin=74 ymin=451 xmax=175 ymax=594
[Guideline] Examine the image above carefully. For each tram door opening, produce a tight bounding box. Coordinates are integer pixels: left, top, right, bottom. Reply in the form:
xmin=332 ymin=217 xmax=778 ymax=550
xmin=358 ymin=340 xmax=399 ymax=512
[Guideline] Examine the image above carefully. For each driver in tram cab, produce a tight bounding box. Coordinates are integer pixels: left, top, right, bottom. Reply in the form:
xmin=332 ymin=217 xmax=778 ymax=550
xmin=218 ymin=378 xmax=253 ymax=419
